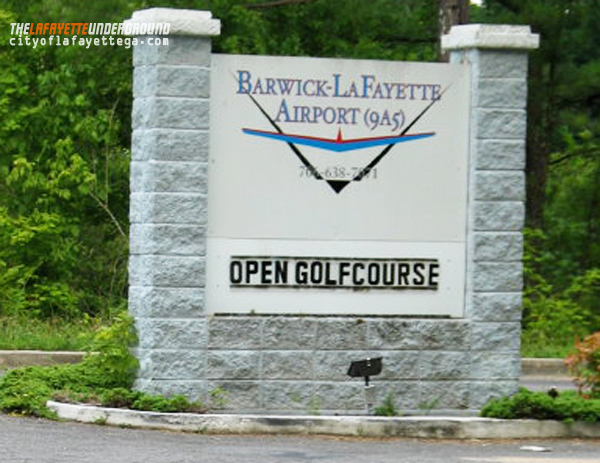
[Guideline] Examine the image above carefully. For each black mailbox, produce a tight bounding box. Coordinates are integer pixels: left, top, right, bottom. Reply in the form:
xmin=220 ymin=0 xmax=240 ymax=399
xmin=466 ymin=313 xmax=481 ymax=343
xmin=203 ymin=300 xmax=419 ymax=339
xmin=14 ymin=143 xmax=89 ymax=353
xmin=347 ymin=357 xmax=382 ymax=386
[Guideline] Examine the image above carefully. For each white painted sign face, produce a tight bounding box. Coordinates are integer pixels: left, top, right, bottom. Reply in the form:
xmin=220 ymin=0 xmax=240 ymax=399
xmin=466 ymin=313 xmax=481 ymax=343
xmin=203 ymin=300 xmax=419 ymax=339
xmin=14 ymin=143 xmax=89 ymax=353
xmin=206 ymin=54 xmax=470 ymax=316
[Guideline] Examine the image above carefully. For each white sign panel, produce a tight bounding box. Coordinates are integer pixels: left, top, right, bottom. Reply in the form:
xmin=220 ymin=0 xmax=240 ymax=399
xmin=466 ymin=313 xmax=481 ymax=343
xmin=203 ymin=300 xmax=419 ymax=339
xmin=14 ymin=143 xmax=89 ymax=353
xmin=207 ymin=54 xmax=470 ymax=316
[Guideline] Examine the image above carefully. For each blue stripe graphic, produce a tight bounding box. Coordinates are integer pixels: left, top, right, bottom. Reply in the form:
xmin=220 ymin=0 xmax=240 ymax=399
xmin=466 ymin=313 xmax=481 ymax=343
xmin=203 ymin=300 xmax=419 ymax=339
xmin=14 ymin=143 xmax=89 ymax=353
xmin=242 ymin=130 xmax=435 ymax=152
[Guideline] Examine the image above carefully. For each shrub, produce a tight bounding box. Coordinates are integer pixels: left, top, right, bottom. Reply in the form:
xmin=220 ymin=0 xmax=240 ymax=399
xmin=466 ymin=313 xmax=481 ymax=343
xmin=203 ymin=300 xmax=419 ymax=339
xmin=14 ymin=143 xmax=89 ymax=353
xmin=99 ymin=388 xmax=142 ymax=409
xmin=80 ymin=311 xmax=138 ymax=389
xmin=0 ymin=312 xmax=137 ymax=417
xmin=131 ymin=394 xmax=207 ymax=414
xmin=0 ymin=313 xmax=224 ymax=417
xmin=521 ymin=230 xmax=598 ymax=357
xmin=481 ymin=388 xmax=600 ymax=423
xmin=565 ymin=331 xmax=600 ymax=397
xmin=0 ymin=366 xmax=57 ymax=417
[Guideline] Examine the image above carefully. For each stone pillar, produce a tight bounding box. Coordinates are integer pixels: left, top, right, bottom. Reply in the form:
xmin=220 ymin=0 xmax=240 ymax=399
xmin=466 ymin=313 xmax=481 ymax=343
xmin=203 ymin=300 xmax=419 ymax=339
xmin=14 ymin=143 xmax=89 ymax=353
xmin=442 ymin=25 xmax=539 ymax=407
xmin=127 ymin=8 xmax=220 ymax=399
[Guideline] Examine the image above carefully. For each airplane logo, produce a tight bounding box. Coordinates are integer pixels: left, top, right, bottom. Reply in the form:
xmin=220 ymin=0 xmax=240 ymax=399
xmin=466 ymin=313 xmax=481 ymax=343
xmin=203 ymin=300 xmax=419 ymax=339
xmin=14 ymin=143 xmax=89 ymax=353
xmin=242 ymin=90 xmax=445 ymax=194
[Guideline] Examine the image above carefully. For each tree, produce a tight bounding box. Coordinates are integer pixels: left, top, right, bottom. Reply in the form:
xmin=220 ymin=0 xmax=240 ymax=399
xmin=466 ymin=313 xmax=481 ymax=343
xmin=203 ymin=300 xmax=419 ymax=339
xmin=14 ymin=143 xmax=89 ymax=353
xmin=473 ymin=0 xmax=600 ymax=231
xmin=439 ymin=0 xmax=470 ymax=52
xmin=474 ymin=0 xmax=600 ymax=344
xmin=0 ymin=0 xmax=441 ymax=319
xmin=0 ymin=2 xmax=133 ymax=318
xmin=151 ymin=0 xmax=440 ymax=60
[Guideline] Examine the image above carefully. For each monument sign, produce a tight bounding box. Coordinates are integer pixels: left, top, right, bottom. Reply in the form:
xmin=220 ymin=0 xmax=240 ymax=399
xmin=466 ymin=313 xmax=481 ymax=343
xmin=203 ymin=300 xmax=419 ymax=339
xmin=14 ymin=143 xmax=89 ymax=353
xmin=127 ymin=8 xmax=538 ymax=414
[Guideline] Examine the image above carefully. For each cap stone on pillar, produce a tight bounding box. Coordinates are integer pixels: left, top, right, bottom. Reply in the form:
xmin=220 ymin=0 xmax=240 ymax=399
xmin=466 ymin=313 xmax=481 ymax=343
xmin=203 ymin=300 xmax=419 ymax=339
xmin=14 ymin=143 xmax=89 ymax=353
xmin=442 ymin=24 xmax=539 ymax=51
xmin=125 ymin=8 xmax=221 ymax=36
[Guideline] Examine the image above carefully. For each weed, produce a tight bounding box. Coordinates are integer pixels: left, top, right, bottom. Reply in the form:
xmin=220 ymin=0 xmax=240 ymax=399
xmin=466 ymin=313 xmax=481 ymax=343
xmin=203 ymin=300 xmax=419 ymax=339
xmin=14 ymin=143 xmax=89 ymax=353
xmin=307 ymin=396 xmax=322 ymax=415
xmin=289 ymin=392 xmax=303 ymax=404
xmin=209 ymin=386 xmax=228 ymax=409
xmin=373 ymin=391 xmax=399 ymax=417
xmin=418 ymin=396 xmax=442 ymax=415
xmin=94 ymin=416 xmax=108 ymax=426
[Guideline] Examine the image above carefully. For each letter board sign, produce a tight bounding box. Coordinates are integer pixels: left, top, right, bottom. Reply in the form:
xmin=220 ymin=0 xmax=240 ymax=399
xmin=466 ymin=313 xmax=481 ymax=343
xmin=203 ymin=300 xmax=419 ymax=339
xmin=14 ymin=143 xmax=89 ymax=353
xmin=206 ymin=54 xmax=470 ymax=316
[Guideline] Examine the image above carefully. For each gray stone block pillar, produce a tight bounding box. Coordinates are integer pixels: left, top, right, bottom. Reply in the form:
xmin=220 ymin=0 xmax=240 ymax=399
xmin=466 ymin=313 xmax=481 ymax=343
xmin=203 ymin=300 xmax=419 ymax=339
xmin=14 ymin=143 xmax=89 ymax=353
xmin=442 ymin=25 xmax=539 ymax=407
xmin=126 ymin=8 xmax=220 ymax=400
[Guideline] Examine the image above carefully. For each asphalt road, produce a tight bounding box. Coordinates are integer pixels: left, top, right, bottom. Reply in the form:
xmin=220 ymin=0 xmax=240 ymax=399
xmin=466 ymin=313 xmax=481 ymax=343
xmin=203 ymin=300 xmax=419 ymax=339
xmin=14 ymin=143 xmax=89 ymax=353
xmin=1 ymin=415 xmax=599 ymax=463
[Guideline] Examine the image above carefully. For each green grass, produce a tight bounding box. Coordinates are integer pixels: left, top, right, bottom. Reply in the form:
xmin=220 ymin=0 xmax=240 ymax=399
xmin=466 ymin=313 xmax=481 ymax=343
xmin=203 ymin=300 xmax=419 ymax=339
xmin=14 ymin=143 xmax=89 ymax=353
xmin=521 ymin=329 xmax=577 ymax=359
xmin=0 ymin=314 xmax=228 ymax=418
xmin=521 ymin=342 xmax=573 ymax=359
xmin=0 ymin=316 xmax=98 ymax=351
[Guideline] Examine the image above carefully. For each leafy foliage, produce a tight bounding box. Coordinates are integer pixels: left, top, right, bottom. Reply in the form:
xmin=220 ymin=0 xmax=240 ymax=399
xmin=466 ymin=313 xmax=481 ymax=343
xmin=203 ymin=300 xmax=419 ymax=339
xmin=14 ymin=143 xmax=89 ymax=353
xmin=129 ymin=393 xmax=205 ymax=413
xmin=0 ymin=313 xmax=228 ymax=416
xmin=149 ymin=0 xmax=440 ymax=60
xmin=521 ymin=229 xmax=599 ymax=355
xmin=565 ymin=332 xmax=600 ymax=397
xmin=0 ymin=4 xmax=130 ymax=320
xmin=474 ymin=1 xmax=600 ymax=352
xmin=481 ymin=388 xmax=600 ymax=423
xmin=81 ymin=312 xmax=139 ymax=387
xmin=0 ymin=313 xmax=137 ymax=417
xmin=522 ymin=227 xmax=600 ymax=356
xmin=58 ymin=386 xmax=227 ymax=414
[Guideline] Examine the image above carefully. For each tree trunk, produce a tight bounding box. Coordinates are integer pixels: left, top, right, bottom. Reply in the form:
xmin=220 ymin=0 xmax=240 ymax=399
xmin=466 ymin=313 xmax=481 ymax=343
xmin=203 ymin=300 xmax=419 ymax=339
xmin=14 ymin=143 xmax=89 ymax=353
xmin=526 ymin=49 xmax=559 ymax=230
xmin=439 ymin=0 xmax=470 ymax=60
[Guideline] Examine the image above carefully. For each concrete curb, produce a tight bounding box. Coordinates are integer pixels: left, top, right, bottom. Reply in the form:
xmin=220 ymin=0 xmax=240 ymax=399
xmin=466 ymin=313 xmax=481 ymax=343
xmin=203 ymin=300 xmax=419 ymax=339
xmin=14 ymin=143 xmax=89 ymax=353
xmin=521 ymin=358 xmax=569 ymax=377
xmin=47 ymin=401 xmax=600 ymax=439
xmin=0 ymin=351 xmax=85 ymax=369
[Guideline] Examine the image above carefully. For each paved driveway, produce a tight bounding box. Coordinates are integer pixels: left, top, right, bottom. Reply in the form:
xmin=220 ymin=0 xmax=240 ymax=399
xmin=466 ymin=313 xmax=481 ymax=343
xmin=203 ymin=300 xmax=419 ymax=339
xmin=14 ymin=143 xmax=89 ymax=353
xmin=1 ymin=414 xmax=599 ymax=463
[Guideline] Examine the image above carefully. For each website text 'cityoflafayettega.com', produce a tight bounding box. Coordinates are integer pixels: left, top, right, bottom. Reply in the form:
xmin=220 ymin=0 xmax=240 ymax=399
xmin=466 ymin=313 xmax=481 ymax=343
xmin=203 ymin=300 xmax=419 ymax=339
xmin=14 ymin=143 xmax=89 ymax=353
xmin=9 ymin=22 xmax=170 ymax=49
